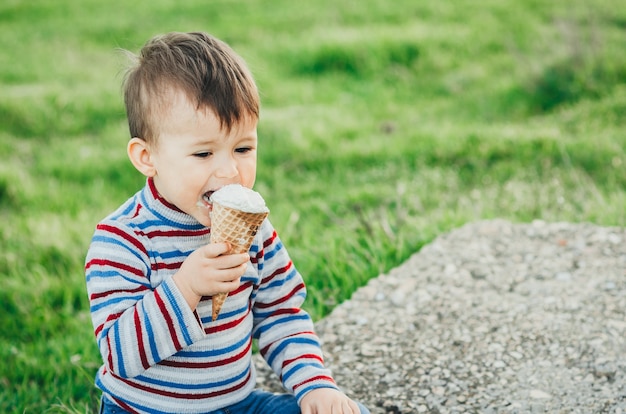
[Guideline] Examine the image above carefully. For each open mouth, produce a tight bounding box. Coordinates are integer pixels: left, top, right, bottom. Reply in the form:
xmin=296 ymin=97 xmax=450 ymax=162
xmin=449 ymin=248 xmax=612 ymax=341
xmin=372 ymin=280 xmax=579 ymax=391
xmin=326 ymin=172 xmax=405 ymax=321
xmin=198 ymin=191 xmax=215 ymax=210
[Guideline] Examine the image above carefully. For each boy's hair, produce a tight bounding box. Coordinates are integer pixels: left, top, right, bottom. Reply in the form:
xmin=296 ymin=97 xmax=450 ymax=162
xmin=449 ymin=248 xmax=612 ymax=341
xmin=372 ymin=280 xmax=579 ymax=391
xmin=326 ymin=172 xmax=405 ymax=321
xmin=122 ymin=32 xmax=259 ymax=143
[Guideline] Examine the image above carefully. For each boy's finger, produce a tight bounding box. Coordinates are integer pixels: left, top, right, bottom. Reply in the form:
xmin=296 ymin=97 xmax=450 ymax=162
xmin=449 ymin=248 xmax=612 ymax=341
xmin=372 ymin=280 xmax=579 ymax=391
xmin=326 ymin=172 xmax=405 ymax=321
xmin=203 ymin=242 xmax=231 ymax=257
xmin=215 ymin=254 xmax=250 ymax=274
xmin=214 ymin=253 xmax=249 ymax=271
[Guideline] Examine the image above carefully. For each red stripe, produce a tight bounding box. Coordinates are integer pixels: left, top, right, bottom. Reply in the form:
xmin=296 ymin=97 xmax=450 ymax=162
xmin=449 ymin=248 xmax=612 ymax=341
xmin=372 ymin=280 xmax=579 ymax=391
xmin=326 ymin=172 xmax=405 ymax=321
xmin=265 ymin=308 xmax=300 ymax=318
xmin=260 ymin=261 xmax=293 ymax=285
xmin=152 ymin=261 xmax=183 ymax=271
xmin=154 ymin=290 xmax=182 ymax=350
xmin=86 ymin=258 xmax=146 ymax=278
xmin=293 ymin=375 xmax=336 ymax=390
xmin=255 ymin=283 xmax=304 ymax=309
xmin=263 ymin=230 xmax=277 ymax=248
xmin=134 ymin=308 xmax=150 ymax=370
xmin=149 ymin=177 xmax=181 ymax=213
xmin=106 ymin=334 xmax=114 ymax=372
xmin=259 ymin=331 xmax=316 ymax=356
xmin=115 ymin=397 xmax=139 ymax=414
xmin=132 ymin=204 xmax=142 ymax=218
xmin=116 ymin=367 xmax=252 ymax=399
xmin=229 ymin=281 xmax=252 ymax=296
xmin=283 ymin=353 xmax=323 ymax=368
xmin=97 ymin=223 xmax=148 ymax=256
xmin=251 ymin=248 xmax=264 ymax=264
xmin=90 ymin=284 xmax=149 ymax=301
xmin=147 ymin=176 xmax=158 ymax=197
xmin=206 ymin=306 xmax=250 ymax=334
xmin=95 ymin=311 xmax=123 ymax=337
xmin=161 ymin=338 xmax=252 ymax=369
xmin=144 ymin=228 xmax=210 ymax=238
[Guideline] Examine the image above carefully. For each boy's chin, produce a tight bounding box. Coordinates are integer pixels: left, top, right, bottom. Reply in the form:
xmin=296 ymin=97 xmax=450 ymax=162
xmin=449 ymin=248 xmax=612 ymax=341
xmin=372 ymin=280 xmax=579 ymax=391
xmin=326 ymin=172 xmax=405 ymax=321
xmin=195 ymin=214 xmax=212 ymax=227
xmin=194 ymin=201 xmax=213 ymax=226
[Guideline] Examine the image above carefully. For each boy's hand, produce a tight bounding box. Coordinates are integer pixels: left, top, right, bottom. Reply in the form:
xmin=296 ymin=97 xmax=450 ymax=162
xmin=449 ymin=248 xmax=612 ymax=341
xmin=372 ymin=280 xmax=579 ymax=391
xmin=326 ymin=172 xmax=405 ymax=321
xmin=300 ymin=388 xmax=361 ymax=414
xmin=173 ymin=242 xmax=249 ymax=310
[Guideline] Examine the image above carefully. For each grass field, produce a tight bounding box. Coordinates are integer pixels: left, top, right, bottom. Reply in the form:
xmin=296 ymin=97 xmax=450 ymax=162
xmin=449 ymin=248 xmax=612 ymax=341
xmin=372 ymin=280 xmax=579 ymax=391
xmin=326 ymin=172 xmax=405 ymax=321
xmin=1 ymin=0 xmax=625 ymax=412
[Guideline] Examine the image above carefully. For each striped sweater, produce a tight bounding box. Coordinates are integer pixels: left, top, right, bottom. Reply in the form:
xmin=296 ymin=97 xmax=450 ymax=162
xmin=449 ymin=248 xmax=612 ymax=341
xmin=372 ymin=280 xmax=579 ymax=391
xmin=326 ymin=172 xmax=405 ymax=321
xmin=85 ymin=179 xmax=337 ymax=413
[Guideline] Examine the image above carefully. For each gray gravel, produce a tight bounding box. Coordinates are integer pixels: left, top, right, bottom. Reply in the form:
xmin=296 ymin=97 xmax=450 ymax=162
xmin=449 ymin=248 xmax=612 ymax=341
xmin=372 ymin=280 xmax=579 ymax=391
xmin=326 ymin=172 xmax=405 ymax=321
xmin=255 ymin=219 xmax=626 ymax=413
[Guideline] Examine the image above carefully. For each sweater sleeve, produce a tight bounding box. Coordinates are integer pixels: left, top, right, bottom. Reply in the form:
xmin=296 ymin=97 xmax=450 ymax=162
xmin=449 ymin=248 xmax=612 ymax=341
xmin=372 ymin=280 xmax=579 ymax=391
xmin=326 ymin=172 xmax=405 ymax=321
xmin=85 ymin=220 xmax=206 ymax=379
xmin=251 ymin=221 xmax=338 ymax=402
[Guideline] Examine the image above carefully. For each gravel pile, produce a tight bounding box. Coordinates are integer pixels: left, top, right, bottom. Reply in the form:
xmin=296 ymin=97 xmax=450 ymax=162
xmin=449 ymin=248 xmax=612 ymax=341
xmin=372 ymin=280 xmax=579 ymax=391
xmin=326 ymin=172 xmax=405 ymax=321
xmin=255 ymin=219 xmax=626 ymax=413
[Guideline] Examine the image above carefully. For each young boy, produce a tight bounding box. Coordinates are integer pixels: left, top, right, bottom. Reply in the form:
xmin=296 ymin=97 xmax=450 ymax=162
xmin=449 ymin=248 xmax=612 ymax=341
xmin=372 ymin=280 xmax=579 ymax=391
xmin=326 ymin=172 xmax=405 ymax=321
xmin=85 ymin=32 xmax=369 ymax=414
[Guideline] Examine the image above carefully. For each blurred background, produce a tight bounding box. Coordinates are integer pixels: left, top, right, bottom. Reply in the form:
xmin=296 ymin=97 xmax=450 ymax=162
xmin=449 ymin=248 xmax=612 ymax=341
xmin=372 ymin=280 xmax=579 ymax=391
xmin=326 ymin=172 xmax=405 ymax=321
xmin=1 ymin=0 xmax=625 ymax=412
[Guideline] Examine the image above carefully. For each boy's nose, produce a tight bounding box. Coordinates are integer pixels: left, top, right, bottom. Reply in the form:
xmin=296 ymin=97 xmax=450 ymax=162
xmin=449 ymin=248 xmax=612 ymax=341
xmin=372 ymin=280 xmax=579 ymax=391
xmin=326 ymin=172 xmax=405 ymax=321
xmin=214 ymin=156 xmax=238 ymax=178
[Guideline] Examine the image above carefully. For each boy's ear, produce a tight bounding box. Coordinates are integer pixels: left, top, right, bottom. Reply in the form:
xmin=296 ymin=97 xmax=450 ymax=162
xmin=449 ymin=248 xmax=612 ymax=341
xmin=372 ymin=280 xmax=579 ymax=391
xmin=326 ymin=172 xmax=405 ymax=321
xmin=127 ymin=137 xmax=156 ymax=177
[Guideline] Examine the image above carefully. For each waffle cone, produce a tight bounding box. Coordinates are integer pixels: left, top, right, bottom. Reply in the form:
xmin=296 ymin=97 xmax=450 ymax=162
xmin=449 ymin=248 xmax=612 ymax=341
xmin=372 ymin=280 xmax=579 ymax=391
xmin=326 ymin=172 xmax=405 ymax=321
xmin=209 ymin=202 xmax=268 ymax=321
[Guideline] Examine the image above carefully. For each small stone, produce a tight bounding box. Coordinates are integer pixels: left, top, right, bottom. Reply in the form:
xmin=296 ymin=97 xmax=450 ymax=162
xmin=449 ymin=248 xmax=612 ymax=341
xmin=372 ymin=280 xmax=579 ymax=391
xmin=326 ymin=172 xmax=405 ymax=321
xmin=432 ymin=386 xmax=445 ymax=396
xmin=354 ymin=316 xmax=369 ymax=325
xmin=360 ymin=344 xmax=378 ymax=357
xmin=608 ymin=233 xmax=622 ymax=244
xmin=529 ymin=389 xmax=551 ymax=399
xmin=555 ymin=271 xmax=572 ymax=281
xmin=390 ymin=290 xmax=406 ymax=306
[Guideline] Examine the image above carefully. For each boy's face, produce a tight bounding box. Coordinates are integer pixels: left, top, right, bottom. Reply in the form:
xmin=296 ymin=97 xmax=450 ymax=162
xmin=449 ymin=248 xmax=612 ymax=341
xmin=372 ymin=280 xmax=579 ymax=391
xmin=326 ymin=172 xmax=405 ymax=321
xmin=143 ymin=91 xmax=258 ymax=227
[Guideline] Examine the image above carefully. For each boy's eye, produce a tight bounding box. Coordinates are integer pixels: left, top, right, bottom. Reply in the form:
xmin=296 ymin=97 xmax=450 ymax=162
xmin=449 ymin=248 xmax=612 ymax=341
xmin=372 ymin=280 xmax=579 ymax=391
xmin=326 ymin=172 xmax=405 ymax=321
xmin=235 ymin=147 xmax=252 ymax=154
xmin=194 ymin=152 xmax=211 ymax=158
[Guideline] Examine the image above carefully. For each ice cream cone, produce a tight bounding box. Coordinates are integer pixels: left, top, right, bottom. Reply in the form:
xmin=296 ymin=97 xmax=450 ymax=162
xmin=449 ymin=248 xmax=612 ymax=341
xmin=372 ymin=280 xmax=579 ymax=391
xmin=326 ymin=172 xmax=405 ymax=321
xmin=209 ymin=201 xmax=268 ymax=321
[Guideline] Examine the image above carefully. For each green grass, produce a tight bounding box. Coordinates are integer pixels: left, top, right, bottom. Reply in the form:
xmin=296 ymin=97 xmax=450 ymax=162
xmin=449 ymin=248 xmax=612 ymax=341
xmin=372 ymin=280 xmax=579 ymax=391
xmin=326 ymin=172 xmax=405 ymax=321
xmin=1 ymin=0 xmax=625 ymax=412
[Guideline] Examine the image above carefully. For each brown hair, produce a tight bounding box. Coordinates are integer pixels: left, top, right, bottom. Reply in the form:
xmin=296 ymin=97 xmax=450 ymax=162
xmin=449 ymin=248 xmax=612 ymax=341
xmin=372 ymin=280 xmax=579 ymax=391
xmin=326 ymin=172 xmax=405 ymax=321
xmin=122 ymin=32 xmax=259 ymax=143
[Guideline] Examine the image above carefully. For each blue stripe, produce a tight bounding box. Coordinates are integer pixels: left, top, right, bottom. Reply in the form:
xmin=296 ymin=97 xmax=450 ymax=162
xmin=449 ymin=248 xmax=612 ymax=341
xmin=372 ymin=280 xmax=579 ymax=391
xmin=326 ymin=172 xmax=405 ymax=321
xmin=136 ymin=364 xmax=250 ymax=390
xmin=97 ymin=374 xmax=196 ymax=414
xmin=255 ymin=314 xmax=311 ymax=339
xmin=295 ymin=384 xmax=338 ymax=401
xmin=90 ymin=295 xmax=144 ymax=313
xmin=240 ymin=274 xmax=258 ymax=284
xmin=259 ymin=268 xmax=298 ymax=292
xmin=91 ymin=235 xmax=147 ymax=264
xmin=263 ymin=241 xmax=282 ymax=261
xmin=95 ymin=378 xmax=171 ymax=414
xmin=282 ymin=361 xmax=325 ymax=383
xmin=150 ymin=249 xmax=192 ymax=259
xmin=263 ymin=335 xmax=318 ymax=366
xmin=176 ymin=334 xmax=250 ymax=358
xmin=85 ymin=270 xmax=151 ymax=287
xmin=200 ymin=301 xmax=250 ymax=324
xmin=142 ymin=301 xmax=161 ymax=364
xmin=109 ymin=200 xmax=136 ymax=221
xmin=113 ymin=324 xmax=126 ymax=378
xmin=252 ymin=295 xmax=306 ymax=319
xmin=133 ymin=218 xmax=204 ymax=231
xmin=139 ymin=191 xmax=204 ymax=230
xmin=161 ymin=282 xmax=192 ymax=346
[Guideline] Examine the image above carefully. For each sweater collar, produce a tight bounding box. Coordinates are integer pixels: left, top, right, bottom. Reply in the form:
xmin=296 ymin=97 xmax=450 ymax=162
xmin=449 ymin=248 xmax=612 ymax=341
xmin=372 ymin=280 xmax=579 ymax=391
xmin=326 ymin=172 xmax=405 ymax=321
xmin=143 ymin=177 xmax=205 ymax=229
